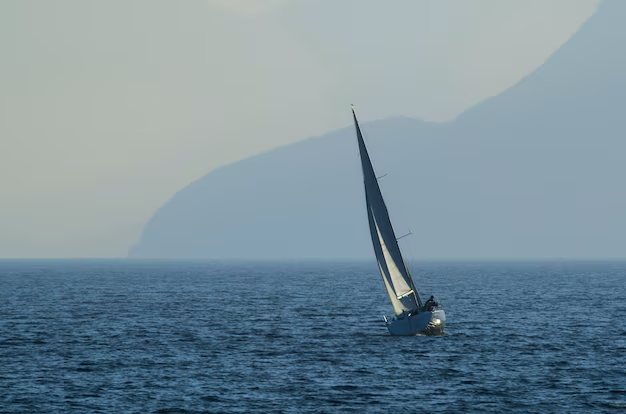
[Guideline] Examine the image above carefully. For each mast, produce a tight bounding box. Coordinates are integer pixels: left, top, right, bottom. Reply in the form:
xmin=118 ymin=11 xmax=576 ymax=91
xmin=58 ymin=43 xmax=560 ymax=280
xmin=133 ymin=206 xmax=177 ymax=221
xmin=351 ymin=106 xmax=422 ymax=313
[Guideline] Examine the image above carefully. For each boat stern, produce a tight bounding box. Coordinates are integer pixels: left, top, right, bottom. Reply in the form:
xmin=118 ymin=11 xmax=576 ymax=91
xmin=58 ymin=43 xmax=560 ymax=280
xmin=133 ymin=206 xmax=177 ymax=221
xmin=385 ymin=309 xmax=445 ymax=336
xmin=424 ymin=309 xmax=445 ymax=335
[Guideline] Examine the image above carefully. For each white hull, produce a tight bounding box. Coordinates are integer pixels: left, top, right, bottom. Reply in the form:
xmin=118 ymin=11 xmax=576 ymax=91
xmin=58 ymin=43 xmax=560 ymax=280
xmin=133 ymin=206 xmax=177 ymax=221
xmin=385 ymin=309 xmax=446 ymax=336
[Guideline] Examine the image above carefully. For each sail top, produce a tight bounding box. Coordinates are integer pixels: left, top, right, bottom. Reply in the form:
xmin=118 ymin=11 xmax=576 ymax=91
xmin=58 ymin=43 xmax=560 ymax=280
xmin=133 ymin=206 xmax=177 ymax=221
xmin=352 ymin=106 xmax=422 ymax=313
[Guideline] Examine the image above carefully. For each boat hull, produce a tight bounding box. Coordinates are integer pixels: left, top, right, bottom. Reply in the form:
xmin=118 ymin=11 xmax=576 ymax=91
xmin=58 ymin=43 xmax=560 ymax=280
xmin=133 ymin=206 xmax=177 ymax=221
xmin=385 ymin=309 xmax=446 ymax=336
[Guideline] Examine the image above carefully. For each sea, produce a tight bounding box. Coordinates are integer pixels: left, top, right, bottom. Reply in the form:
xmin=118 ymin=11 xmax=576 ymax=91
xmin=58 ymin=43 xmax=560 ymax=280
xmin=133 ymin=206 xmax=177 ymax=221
xmin=0 ymin=259 xmax=624 ymax=413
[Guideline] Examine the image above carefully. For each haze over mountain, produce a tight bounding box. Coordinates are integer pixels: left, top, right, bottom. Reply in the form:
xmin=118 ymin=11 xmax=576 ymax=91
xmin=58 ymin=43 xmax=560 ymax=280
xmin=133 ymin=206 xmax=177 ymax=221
xmin=1 ymin=0 xmax=598 ymax=258
xmin=129 ymin=0 xmax=626 ymax=260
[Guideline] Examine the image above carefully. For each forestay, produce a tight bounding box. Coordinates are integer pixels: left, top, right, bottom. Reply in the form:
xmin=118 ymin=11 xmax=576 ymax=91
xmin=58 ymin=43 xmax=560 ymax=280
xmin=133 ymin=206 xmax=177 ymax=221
xmin=352 ymin=107 xmax=422 ymax=314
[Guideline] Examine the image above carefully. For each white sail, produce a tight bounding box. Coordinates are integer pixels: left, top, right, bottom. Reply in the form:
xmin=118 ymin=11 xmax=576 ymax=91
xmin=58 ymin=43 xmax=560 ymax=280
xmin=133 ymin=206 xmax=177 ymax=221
xmin=371 ymin=209 xmax=413 ymax=297
xmin=379 ymin=262 xmax=405 ymax=315
xmin=354 ymin=107 xmax=422 ymax=315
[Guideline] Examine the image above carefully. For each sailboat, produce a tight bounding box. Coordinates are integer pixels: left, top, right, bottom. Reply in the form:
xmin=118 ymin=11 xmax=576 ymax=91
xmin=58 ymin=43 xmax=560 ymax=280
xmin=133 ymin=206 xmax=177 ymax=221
xmin=352 ymin=105 xmax=446 ymax=336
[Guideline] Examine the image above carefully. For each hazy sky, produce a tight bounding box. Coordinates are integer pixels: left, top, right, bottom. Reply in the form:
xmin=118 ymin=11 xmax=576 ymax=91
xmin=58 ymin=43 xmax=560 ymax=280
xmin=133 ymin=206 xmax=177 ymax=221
xmin=0 ymin=0 xmax=600 ymax=257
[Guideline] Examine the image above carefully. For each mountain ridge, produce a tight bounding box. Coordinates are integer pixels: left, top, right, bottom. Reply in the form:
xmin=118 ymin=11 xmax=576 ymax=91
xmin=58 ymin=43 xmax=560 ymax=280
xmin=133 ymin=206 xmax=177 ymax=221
xmin=130 ymin=0 xmax=626 ymax=259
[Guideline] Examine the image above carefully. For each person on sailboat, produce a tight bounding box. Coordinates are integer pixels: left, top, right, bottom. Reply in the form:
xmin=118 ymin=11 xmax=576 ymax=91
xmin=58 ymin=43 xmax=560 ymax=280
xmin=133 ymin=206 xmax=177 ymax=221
xmin=424 ymin=296 xmax=439 ymax=311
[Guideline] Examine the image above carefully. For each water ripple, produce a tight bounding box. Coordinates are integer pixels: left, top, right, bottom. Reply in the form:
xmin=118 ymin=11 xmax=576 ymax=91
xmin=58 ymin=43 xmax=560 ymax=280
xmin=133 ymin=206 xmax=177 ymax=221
xmin=0 ymin=259 xmax=625 ymax=413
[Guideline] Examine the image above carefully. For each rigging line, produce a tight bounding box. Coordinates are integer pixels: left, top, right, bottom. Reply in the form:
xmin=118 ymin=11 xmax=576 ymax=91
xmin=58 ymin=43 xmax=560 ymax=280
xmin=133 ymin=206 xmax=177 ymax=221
xmin=396 ymin=231 xmax=412 ymax=241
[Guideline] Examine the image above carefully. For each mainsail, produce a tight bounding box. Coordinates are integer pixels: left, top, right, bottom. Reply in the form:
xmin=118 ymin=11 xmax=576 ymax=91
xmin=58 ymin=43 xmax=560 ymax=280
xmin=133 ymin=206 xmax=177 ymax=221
xmin=352 ymin=106 xmax=422 ymax=314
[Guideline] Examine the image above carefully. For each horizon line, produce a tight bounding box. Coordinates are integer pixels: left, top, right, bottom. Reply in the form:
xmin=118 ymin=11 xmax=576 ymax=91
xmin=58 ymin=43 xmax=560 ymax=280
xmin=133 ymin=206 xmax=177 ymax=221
xmin=3 ymin=257 xmax=626 ymax=262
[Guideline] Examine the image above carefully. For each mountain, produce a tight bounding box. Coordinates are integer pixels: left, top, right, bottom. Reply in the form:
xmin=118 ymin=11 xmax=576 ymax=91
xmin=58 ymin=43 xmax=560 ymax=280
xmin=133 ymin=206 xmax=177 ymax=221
xmin=129 ymin=0 xmax=626 ymax=259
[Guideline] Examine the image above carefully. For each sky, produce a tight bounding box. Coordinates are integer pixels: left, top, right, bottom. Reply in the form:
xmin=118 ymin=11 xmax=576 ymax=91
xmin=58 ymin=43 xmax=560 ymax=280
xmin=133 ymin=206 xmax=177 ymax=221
xmin=0 ymin=0 xmax=600 ymax=258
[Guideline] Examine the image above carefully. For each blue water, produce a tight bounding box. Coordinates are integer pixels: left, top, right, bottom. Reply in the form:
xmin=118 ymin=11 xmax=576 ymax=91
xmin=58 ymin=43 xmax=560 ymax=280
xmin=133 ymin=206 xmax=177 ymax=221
xmin=0 ymin=260 xmax=625 ymax=413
